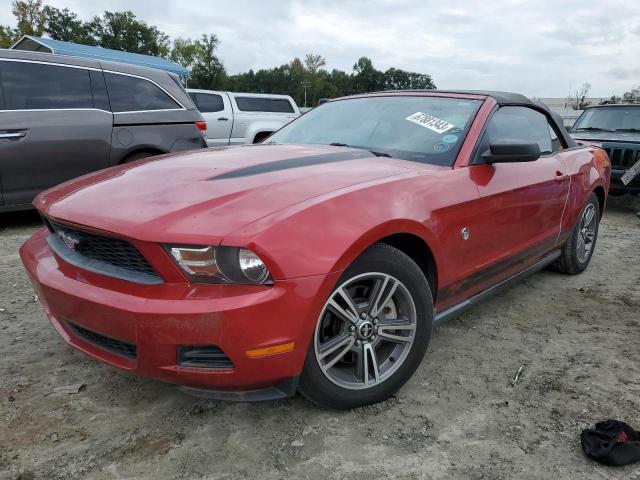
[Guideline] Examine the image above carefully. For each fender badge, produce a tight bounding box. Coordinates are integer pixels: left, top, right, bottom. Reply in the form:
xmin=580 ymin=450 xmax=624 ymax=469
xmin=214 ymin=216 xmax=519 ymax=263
xmin=460 ymin=227 xmax=470 ymax=240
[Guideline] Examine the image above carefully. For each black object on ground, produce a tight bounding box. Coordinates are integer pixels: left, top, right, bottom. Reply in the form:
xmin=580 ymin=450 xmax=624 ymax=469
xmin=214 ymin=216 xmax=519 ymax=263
xmin=582 ymin=419 xmax=640 ymax=466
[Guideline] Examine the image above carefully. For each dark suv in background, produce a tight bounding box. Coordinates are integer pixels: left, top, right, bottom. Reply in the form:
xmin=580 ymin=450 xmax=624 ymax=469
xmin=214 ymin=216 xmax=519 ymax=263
xmin=570 ymin=104 xmax=640 ymax=195
xmin=0 ymin=50 xmax=207 ymax=212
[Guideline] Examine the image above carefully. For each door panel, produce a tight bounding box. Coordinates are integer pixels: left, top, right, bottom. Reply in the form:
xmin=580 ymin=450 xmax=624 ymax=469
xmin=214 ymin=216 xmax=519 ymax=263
xmin=468 ymin=155 xmax=569 ymax=272
xmin=0 ymin=60 xmax=113 ymax=207
xmin=446 ymin=105 xmax=571 ymax=301
xmin=0 ymin=110 xmax=112 ymax=206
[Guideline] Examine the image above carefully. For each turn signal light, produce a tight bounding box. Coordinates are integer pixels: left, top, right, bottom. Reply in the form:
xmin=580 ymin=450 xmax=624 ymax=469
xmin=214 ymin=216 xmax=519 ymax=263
xmin=246 ymin=342 xmax=295 ymax=358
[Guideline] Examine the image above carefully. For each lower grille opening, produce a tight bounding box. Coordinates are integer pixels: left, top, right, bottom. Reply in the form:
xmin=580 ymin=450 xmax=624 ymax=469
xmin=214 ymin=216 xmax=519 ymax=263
xmin=67 ymin=322 xmax=137 ymax=359
xmin=178 ymin=346 xmax=234 ymax=369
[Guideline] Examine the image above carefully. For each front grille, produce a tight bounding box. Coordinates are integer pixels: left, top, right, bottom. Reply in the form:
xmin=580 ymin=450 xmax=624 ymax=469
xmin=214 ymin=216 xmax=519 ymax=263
xmin=601 ymin=143 xmax=640 ymax=169
xmin=177 ymin=346 xmax=234 ymax=369
xmin=67 ymin=322 xmax=137 ymax=359
xmin=45 ymin=218 xmax=162 ymax=284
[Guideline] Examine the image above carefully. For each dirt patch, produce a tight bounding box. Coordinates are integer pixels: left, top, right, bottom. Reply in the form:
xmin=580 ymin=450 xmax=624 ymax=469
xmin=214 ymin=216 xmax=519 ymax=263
xmin=1 ymin=198 xmax=639 ymax=479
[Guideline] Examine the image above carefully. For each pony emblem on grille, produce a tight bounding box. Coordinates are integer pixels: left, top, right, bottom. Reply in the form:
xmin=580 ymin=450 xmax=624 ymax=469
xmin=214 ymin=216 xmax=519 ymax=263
xmin=57 ymin=230 xmax=81 ymax=251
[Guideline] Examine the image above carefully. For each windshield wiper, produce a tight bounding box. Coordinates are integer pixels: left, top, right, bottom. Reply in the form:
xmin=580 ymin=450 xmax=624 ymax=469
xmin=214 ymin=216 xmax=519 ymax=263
xmin=615 ymin=128 xmax=640 ymax=132
xmin=573 ymin=127 xmax=614 ymax=132
xmin=329 ymin=142 xmax=391 ymax=157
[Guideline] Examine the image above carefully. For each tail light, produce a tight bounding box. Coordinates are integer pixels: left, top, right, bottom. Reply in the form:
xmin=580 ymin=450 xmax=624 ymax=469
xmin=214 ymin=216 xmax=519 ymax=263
xmin=195 ymin=121 xmax=207 ymax=133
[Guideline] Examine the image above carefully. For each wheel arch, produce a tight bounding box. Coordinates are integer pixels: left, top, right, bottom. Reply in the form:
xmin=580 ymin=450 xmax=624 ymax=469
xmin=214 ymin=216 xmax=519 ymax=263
xmin=377 ymin=233 xmax=438 ymax=302
xmin=118 ymin=147 xmax=166 ymax=164
xmin=592 ymin=185 xmax=606 ymax=218
xmin=253 ymin=131 xmax=274 ymax=143
xmin=329 ymin=220 xmax=441 ymax=303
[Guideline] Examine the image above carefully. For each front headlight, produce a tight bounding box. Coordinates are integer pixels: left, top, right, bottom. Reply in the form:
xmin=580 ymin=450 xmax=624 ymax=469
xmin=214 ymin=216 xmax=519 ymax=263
xmin=167 ymin=245 xmax=273 ymax=285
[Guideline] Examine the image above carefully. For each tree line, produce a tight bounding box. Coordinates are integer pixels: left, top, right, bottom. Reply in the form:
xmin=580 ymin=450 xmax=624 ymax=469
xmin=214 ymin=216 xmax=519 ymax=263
xmin=0 ymin=0 xmax=436 ymax=106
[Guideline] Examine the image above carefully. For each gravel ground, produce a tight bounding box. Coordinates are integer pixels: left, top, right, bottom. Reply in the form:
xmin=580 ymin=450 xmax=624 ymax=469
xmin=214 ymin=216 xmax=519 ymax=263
xmin=1 ymin=196 xmax=639 ymax=480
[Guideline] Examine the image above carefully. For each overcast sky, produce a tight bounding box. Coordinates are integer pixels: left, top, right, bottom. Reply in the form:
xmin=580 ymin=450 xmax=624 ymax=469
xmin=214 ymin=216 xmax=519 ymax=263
xmin=2 ymin=0 xmax=639 ymax=97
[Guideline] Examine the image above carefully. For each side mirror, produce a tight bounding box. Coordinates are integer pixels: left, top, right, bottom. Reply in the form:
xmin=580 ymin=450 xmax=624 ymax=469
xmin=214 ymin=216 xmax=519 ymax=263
xmin=564 ymin=123 xmax=573 ymax=131
xmin=482 ymin=142 xmax=541 ymax=164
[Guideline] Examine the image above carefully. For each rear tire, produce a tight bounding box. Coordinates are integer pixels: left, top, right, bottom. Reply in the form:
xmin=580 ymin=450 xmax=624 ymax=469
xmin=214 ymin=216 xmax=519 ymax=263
xmin=551 ymin=192 xmax=600 ymax=275
xmin=298 ymin=243 xmax=433 ymax=409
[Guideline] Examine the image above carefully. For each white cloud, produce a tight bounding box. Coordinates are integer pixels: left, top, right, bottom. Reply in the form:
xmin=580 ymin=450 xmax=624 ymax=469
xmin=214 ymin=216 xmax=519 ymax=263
xmin=2 ymin=0 xmax=639 ymax=96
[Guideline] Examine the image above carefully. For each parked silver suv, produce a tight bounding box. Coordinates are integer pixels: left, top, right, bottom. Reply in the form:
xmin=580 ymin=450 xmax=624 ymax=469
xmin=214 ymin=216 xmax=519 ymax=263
xmin=0 ymin=50 xmax=207 ymax=212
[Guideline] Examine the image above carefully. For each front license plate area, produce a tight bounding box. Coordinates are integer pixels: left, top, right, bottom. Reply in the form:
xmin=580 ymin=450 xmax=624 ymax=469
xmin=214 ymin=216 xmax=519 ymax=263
xmin=621 ymin=158 xmax=640 ymax=185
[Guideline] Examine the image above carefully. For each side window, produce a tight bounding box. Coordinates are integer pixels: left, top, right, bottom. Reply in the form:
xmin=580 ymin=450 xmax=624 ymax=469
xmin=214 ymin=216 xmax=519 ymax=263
xmin=89 ymin=70 xmax=110 ymax=111
xmin=0 ymin=60 xmax=92 ymax=110
xmin=192 ymin=93 xmax=224 ymax=113
xmin=104 ymin=72 xmax=181 ymax=112
xmin=235 ymin=96 xmax=294 ymax=113
xmin=483 ymin=106 xmax=554 ymax=156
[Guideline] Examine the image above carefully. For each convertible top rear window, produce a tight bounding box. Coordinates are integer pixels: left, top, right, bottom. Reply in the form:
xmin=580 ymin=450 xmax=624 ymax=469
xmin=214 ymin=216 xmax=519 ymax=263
xmin=268 ymin=96 xmax=482 ymax=166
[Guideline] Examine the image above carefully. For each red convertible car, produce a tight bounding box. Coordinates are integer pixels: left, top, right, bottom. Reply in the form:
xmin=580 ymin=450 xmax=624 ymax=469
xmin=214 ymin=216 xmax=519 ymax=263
xmin=20 ymin=91 xmax=610 ymax=409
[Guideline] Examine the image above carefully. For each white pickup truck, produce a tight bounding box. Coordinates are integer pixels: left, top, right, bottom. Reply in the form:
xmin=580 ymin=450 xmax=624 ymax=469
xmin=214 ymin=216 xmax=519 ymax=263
xmin=186 ymin=89 xmax=301 ymax=146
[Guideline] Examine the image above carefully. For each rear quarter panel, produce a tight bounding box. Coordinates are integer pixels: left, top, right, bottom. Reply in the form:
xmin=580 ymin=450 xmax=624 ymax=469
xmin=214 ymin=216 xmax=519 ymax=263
xmin=110 ymin=123 xmax=206 ymax=162
xmin=561 ymin=146 xmax=610 ymax=232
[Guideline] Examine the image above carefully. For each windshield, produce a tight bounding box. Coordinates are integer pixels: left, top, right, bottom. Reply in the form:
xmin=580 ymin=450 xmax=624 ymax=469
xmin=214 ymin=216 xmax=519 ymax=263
xmin=572 ymin=106 xmax=640 ymax=132
xmin=268 ymin=96 xmax=482 ymax=166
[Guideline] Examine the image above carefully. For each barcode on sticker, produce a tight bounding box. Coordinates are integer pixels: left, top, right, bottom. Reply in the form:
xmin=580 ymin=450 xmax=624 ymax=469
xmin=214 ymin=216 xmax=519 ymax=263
xmin=405 ymin=112 xmax=455 ymax=134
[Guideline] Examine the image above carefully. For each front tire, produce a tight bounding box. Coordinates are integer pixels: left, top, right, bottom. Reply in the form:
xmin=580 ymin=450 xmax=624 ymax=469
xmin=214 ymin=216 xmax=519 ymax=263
xmin=298 ymin=243 xmax=433 ymax=409
xmin=552 ymin=192 xmax=600 ymax=275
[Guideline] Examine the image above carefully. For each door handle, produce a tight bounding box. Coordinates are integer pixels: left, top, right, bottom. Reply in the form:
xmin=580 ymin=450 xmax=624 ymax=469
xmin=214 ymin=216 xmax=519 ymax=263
xmin=217 ymin=117 xmax=229 ymax=121
xmin=0 ymin=131 xmax=27 ymax=139
xmin=554 ymin=172 xmax=569 ymax=182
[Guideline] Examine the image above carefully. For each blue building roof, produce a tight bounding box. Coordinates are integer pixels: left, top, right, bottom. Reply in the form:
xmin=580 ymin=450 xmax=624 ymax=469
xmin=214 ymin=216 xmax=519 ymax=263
xmin=11 ymin=35 xmax=188 ymax=77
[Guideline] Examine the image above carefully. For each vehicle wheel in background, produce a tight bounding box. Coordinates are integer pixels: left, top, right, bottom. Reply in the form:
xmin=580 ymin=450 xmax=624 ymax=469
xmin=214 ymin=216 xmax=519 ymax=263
xmin=551 ymin=192 xmax=600 ymax=275
xmin=253 ymin=132 xmax=272 ymax=143
xmin=121 ymin=151 xmax=156 ymax=164
xmin=298 ymin=243 xmax=433 ymax=409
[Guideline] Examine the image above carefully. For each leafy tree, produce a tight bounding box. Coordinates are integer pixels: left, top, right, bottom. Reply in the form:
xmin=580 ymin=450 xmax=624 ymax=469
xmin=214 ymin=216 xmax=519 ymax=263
xmin=567 ymin=82 xmax=592 ymax=110
xmin=43 ymin=6 xmax=93 ymax=44
xmin=170 ymin=37 xmax=199 ymax=70
xmin=327 ymin=69 xmax=354 ymax=97
xmin=304 ymin=53 xmax=326 ymax=75
xmin=188 ymin=34 xmax=227 ymax=89
xmin=352 ymin=56 xmax=385 ymax=93
xmin=224 ymin=55 xmax=437 ymax=105
xmin=383 ymin=67 xmax=435 ymax=90
xmin=88 ymin=11 xmax=169 ymax=56
xmin=0 ymin=0 xmax=45 ymax=48
xmin=13 ymin=0 xmax=45 ymax=37
xmin=623 ymin=86 xmax=640 ymax=103
xmin=0 ymin=25 xmax=17 ymax=48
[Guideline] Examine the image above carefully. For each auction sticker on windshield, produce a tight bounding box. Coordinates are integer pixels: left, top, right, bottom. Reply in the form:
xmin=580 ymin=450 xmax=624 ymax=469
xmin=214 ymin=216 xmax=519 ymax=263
xmin=621 ymin=157 xmax=640 ymax=186
xmin=406 ymin=112 xmax=455 ymax=134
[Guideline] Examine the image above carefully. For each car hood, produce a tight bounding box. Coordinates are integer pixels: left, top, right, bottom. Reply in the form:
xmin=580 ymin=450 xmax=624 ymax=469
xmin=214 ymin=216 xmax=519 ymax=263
xmin=571 ymin=131 xmax=640 ymax=144
xmin=36 ymin=144 xmax=418 ymax=244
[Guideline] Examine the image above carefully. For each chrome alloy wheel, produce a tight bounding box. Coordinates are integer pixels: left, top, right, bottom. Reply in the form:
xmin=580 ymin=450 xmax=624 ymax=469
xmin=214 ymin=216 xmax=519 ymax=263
xmin=314 ymin=272 xmax=417 ymax=390
xmin=577 ymin=203 xmax=597 ymax=263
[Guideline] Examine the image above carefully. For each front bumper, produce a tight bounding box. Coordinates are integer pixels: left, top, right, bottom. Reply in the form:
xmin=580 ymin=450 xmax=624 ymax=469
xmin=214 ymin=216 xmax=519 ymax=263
xmin=20 ymin=228 xmax=332 ymax=394
xmin=611 ymin=168 xmax=640 ymax=194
